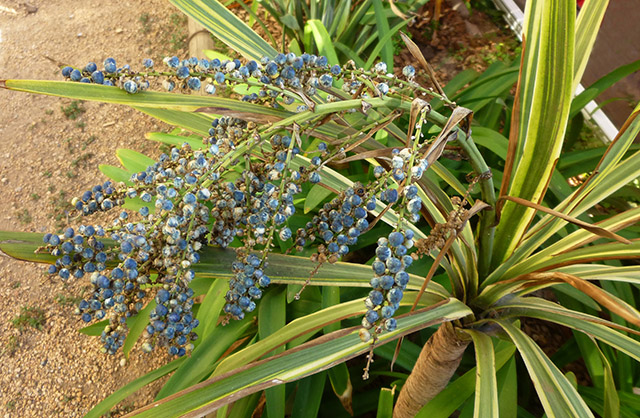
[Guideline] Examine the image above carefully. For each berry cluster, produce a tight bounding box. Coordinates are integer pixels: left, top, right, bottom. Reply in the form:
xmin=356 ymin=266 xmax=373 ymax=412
xmin=359 ymin=230 xmax=415 ymax=343
xmin=46 ymin=52 xmax=439 ymax=357
xmin=298 ymin=183 xmax=375 ymax=264
xmin=61 ymin=54 xmax=420 ymax=115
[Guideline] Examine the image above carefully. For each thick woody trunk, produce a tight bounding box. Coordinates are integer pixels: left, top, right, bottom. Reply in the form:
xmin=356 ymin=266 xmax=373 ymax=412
xmin=393 ymin=322 xmax=469 ymax=418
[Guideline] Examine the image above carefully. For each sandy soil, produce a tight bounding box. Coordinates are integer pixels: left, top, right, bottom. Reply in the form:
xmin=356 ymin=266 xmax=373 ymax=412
xmin=0 ymin=1 xmax=189 ymax=416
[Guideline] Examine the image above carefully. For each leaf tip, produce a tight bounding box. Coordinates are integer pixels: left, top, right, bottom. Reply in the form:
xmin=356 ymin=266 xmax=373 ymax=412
xmin=0 ymin=80 xmax=7 ymax=89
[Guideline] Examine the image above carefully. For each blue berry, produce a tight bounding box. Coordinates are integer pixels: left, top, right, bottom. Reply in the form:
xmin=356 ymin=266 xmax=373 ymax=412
xmin=402 ymin=65 xmax=416 ymax=78
xmin=187 ymin=77 xmax=201 ymax=90
xmin=85 ymin=62 xmax=97 ymax=73
xmin=91 ymin=71 xmax=104 ymax=84
xmin=70 ymin=69 xmax=82 ymax=81
xmin=176 ymin=66 xmax=190 ymax=79
xmin=123 ymin=80 xmax=138 ymax=94
xmin=103 ymin=58 xmax=117 ymax=73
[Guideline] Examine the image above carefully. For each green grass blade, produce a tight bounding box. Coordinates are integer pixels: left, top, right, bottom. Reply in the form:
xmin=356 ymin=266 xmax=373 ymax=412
xmin=305 ymin=20 xmax=339 ymax=65
xmin=570 ymin=59 xmax=640 ymax=118
xmin=169 ymin=0 xmax=277 ymax=60
xmin=363 ymin=19 xmax=409 ymax=70
xmin=371 ymin=0 xmax=394 ymax=70
xmin=492 ymin=0 xmax=575 ymax=266
xmin=99 ymin=164 xmax=133 ymax=185
xmin=493 ymin=319 xmax=594 ymax=418
xmin=573 ymin=0 xmax=610 ymax=91
xmin=126 ymin=300 xmax=472 ymax=417
xmin=116 ymin=149 xmax=155 ymax=173
xmin=464 ymin=329 xmax=499 ymax=418
xmin=496 ymin=297 xmax=640 ymax=363
xmin=260 ymin=287 xmax=287 ymax=418
xmin=155 ymin=313 xmax=256 ymax=399
xmin=291 ymin=371 xmax=327 ymax=418
xmin=84 ymin=358 xmax=185 ymax=418
xmin=2 ymin=80 xmax=289 ymax=119
xmin=376 ymin=387 xmax=395 ymax=418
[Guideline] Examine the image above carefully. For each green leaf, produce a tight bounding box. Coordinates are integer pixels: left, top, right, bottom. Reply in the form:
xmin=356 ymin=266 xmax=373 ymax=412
xmin=305 ymin=20 xmax=340 ymax=65
xmin=116 ymin=149 xmax=155 ymax=173
xmin=363 ymin=19 xmax=409 ymax=70
xmin=483 ymin=113 xmax=640 ymax=288
xmin=570 ymin=58 xmax=640 ymax=118
xmin=169 ymin=0 xmax=278 ymax=60
xmin=497 ymin=357 xmax=518 ymax=418
xmin=84 ymin=358 xmax=185 ymax=418
xmin=99 ymin=164 xmax=133 ymax=185
xmin=493 ymin=319 xmax=594 ymax=418
xmin=592 ymin=339 xmax=620 ymax=418
xmin=155 ymin=313 xmax=256 ymax=400
xmin=78 ymin=320 xmax=107 ymax=336
xmin=464 ymin=329 xmax=499 ymax=418
xmin=145 ymin=132 xmax=205 ymax=149
xmin=502 ymin=206 xmax=640 ymax=279
xmin=135 ymin=106 xmax=213 ymax=136
xmin=196 ymin=278 xmax=228 ymax=339
xmin=280 ymin=14 xmax=300 ymax=30
xmin=327 ymin=363 xmax=353 ymax=413
xmin=291 ymin=371 xmax=326 ymax=418
xmin=454 ymin=64 xmax=519 ymax=114
xmin=125 ymin=300 xmax=472 ymax=417
xmin=304 ymin=183 xmax=333 ymax=213
xmin=376 ymin=387 xmax=395 ymax=418
xmin=496 ymin=297 xmax=640 ymax=364
xmin=371 ymin=0 xmax=394 ymax=70
xmin=573 ymin=0 xmax=610 ymax=91
xmin=333 ymin=41 xmax=366 ymax=68
xmin=260 ymin=287 xmax=287 ymax=418
xmin=2 ymin=80 xmax=289 ymax=120
xmin=123 ymin=300 xmax=156 ymax=358
xmin=492 ymin=0 xmax=576 ymax=266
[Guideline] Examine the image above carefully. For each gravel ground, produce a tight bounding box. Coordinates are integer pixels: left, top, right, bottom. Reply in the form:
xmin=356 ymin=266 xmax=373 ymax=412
xmin=0 ymin=1 xmax=190 ymax=416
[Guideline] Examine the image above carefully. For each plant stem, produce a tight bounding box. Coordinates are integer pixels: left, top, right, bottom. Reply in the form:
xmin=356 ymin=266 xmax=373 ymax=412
xmin=424 ymin=110 xmax=496 ymax=284
xmin=393 ymin=322 xmax=470 ymax=418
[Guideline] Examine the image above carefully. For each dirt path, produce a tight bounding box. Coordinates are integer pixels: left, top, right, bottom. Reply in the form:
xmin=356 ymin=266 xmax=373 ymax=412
xmin=0 ymin=1 xmax=189 ymax=416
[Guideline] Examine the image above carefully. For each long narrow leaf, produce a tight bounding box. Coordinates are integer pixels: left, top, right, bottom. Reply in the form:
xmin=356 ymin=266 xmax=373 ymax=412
xmin=463 ymin=329 xmax=498 ymax=418
xmin=495 ymin=297 xmax=640 ymax=362
xmin=572 ymin=0 xmax=610 ymax=91
xmin=493 ymin=319 xmax=594 ymax=418
xmin=125 ymin=300 xmax=472 ymax=417
xmin=493 ymin=0 xmax=575 ymax=266
xmin=0 ymin=231 xmax=448 ymax=296
xmin=169 ymin=0 xmax=277 ymax=60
